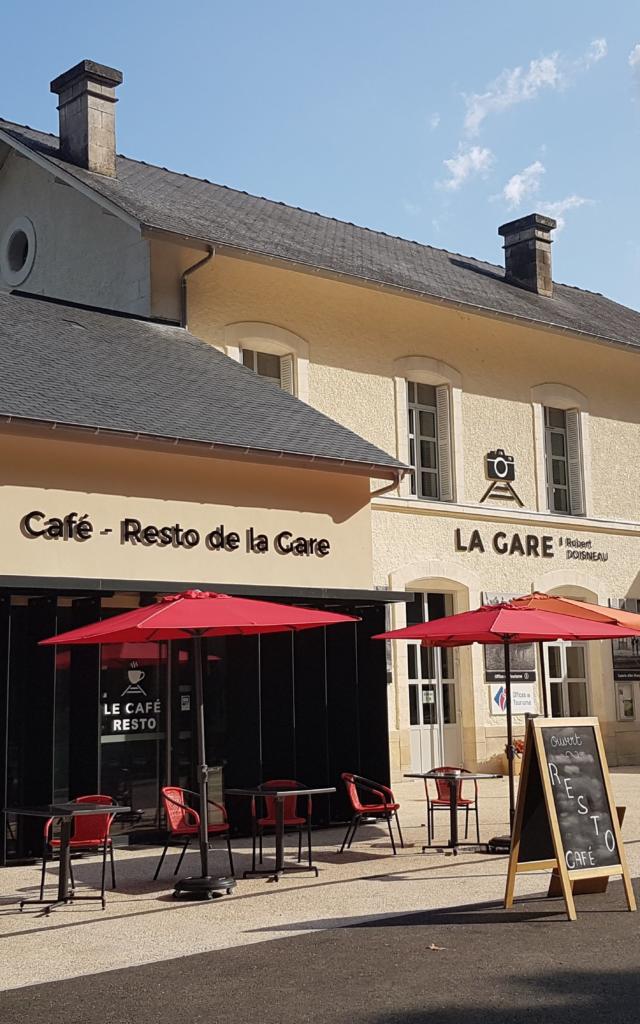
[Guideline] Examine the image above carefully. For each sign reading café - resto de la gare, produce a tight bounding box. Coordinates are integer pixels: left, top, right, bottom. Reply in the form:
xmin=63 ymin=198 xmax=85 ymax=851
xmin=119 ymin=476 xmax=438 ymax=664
xmin=3 ymin=481 xmax=373 ymax=591
xmin=505 ymin=717 xmax=636 ymax=921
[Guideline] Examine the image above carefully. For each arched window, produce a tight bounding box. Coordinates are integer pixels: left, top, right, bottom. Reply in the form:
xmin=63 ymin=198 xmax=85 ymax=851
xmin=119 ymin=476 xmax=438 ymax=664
xmin=531 ymin=383 xmax=590 ymax=517
xmin=223 ymin=323 xmax=309 ymax=400
xmin=393 ymin=356 xmax=463 ymax=503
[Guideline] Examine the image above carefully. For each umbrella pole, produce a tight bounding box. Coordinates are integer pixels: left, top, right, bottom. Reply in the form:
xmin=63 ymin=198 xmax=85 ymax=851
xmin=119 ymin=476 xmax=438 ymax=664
xmin=504 ymin=641 xmax=515 ymax=828
xmin=538 ymin=641 xmax=549 ymax=717
xmin=194 ymin=634 xmax=210 ymax=879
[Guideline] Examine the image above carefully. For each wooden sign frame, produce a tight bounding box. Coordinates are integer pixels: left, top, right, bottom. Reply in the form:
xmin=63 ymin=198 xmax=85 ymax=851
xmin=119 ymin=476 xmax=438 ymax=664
xmin=505 ymin=717 xmax=636 ymax=921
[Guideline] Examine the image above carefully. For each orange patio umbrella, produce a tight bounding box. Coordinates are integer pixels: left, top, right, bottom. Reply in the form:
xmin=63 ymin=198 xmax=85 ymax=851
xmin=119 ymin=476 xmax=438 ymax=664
xmin=510 ymin=592 xmax=640 ymax=629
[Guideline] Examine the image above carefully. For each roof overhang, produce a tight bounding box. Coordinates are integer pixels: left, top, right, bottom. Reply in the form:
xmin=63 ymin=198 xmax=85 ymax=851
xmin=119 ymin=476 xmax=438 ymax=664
xmin=0 ymin=416 xmax=406 ymax=483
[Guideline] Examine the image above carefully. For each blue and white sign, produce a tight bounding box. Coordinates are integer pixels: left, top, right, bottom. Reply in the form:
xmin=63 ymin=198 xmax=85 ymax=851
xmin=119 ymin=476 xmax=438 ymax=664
xmin=490 ymin=683 xmax=537 ymax=716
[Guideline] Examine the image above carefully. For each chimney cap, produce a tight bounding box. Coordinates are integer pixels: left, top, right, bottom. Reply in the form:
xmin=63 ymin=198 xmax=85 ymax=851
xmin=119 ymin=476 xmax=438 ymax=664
xmin=50 ymin=60 xmax=123 ymax=96
xmin=498 ymin=212 xmax=557 ymax=238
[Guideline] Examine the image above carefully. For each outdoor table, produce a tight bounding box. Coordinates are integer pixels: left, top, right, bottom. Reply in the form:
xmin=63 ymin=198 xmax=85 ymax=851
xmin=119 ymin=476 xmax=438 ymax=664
xmin=404 ymin=771 xmax=502 ymax=854
xmin=225 ymin=786 xmax=336 ymax=880
xmin=4 ymin=803 xmax=131 ymax=914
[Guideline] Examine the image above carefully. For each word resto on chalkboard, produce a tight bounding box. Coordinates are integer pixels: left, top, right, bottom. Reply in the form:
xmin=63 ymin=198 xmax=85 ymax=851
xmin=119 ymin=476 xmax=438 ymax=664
xmin=505 ymin=717 xmax=636 ymax=921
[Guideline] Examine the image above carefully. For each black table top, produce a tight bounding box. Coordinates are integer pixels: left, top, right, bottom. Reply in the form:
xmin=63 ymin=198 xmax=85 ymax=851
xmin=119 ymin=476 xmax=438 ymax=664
xmin=225 ymin=787 xmax=336 ymax=799
xmin=404 ymin=771 xmax=502 ymax=781
xmin=4 ymin=803 xmax=132 ymax=819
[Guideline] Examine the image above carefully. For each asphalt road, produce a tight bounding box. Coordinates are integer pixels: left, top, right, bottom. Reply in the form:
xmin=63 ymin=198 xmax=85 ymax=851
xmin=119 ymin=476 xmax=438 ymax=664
xmin=3 ymin=881 xmax=639 ymax=1024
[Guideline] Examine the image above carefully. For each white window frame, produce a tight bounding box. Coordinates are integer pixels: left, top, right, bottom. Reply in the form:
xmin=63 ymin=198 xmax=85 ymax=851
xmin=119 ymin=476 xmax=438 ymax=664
xmin=394 ymin=356 xmax=463 ymax=502
xmin=223 ymin=322 xmax=309 ymax=400
xmin=531 ymin=383 xmax=591 ymax=517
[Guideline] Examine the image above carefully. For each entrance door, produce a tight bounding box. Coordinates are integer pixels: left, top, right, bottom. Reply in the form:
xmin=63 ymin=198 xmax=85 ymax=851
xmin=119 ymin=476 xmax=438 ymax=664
xmin=544 ymin=641 xmax=590 ymax=717
xmin=407 ymin=592 xmax=461 ymax=771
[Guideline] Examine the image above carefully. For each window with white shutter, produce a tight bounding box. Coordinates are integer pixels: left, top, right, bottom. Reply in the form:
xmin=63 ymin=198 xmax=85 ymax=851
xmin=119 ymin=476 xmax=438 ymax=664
xmin=242 ymin=348 xmax=295 ymax=394
xmin=544 ymin=406 xmax=584 ymax=515
xmin=407 ymin=381 xmax=454 ymax=501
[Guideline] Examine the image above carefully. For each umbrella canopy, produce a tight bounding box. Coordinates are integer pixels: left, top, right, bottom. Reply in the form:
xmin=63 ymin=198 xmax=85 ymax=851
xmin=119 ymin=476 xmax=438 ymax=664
xmin=510 ymin=592 xmax=640 ymax=631
xmin=41 ymin=589 xmax=357 ymax=646
xmin=374 ymin=602 xmax=640 ymax=645
xmin=374 ymin=602 xmax=640 ymax=827
xmin=41 ymin=589 xmax=358 ymax=894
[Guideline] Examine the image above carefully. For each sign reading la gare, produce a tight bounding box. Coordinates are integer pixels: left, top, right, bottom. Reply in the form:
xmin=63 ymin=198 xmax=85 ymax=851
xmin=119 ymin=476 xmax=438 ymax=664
xmin=454 ymin=528 xmax=608 ymax=562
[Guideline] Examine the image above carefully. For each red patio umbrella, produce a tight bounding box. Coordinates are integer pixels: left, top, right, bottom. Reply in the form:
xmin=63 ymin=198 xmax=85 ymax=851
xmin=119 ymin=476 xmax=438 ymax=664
xmin=375 ymin=603 xmax=640 ymax=824
xmin=41 ymin=589 xmax=358 ymax=898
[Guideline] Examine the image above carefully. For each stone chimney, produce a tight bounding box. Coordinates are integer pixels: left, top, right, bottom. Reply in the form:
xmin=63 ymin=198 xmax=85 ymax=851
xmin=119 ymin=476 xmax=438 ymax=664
xmin=50 ymin=60 xmax=123 ymax=177
xmin=498 ymin=213 xmax=557 ymax=298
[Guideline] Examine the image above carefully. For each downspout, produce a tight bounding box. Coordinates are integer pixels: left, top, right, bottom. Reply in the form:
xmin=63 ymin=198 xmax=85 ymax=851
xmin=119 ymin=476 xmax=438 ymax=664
xmin=370 ymin=469 xmax=407 ymax=498
xmin=180 ymin=246 xmax=215 ymax=329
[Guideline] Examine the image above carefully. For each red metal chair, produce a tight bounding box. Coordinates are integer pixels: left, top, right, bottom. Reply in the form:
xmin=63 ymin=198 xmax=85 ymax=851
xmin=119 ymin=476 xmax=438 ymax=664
xmin=425 ymin=766 xmax=480 ymax=845
xmin=154 ymin=786 xmax=234 ymax=880
xmin=40 ymin=794 xmax=117 ymax=908
xmin=339 ymin=773 xmax=403 ymax=854
xmin=251 ymin=779 xmax=313 ymax=871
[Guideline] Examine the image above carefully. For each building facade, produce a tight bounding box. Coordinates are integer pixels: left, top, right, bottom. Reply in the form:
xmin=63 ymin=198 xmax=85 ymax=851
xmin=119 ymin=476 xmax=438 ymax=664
xmin=1 ymin=59 xmax=640 ymax=824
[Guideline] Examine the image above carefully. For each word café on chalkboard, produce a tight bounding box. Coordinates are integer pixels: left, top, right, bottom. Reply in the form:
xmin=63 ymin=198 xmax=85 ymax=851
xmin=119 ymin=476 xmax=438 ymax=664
xmin=505 ymin=717 xmax=636 ymax=921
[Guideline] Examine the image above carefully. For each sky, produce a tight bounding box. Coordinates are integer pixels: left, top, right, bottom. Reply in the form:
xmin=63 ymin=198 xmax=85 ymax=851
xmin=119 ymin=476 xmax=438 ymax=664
xmin=1 ymin=1 xmax=640 ymax=309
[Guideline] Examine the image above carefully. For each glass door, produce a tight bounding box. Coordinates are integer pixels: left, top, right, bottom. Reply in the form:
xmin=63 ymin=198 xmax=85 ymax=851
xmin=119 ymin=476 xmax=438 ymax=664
xmin=99 ymin=641 xmax=168 ymax=834
xmin=545 ymin=641 xmax=589 ymax=717
xmin=407 ymin=593 xmax=461 ymax=772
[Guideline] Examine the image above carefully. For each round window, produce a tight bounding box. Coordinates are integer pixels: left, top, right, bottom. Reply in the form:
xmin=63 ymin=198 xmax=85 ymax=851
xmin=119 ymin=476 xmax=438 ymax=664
xmin=0 ymin=216 xmax=36 ymax=286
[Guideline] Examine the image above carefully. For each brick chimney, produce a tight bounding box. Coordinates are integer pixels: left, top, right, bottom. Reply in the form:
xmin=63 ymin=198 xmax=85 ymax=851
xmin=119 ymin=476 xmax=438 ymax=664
xmin=498 ymin=213 xmax=557 ymax=297
xmin=50 ymin=60 xmax=123 ymax=177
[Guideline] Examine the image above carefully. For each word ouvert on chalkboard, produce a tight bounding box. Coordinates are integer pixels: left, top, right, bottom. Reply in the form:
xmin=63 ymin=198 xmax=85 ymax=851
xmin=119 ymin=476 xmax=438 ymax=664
xmin=504 ymin=717 xmax=636 ymax=921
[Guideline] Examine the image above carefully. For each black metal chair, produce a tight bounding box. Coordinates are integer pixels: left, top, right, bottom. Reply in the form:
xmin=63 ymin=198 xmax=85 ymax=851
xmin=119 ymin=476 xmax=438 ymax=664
xmin=338 ymin=773 xmax=404 ymax=854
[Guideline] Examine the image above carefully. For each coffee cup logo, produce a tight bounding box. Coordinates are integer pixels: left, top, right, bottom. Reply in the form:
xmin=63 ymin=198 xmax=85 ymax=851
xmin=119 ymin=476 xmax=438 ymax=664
xmin=121 ymin=662 xmax=147 ymax=697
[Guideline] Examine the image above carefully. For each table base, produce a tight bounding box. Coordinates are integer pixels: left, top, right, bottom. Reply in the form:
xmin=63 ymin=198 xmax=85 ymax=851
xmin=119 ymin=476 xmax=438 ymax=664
xmin=422 ymin=841 xmax=490 ymax=856
xmin=173 ymin=875 xmax=236 ymax=900
xmin=19 ymin=892 xmax=107 ymax=915
xmin=243 ymin=863 xmax=319 ymax=881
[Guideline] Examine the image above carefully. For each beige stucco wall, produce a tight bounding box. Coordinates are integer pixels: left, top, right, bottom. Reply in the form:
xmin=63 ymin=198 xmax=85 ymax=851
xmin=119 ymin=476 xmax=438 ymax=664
xmin=0 ymin=151 xmax=150 ymax=314
xmin=178 ymin=252 xmax=640 ymax=772
xmin=0 ymin=433 xmax=373 ymax=591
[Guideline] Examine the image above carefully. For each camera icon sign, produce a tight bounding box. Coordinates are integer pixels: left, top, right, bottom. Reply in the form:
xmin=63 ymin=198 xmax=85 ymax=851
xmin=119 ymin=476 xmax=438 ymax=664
xmin=486 ymin=449 xmax=516 ymax=481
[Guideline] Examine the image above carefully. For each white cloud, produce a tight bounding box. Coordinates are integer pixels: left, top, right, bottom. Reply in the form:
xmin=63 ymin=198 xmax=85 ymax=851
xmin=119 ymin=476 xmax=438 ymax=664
xmin=463 ymin=39 xmax=607 ymax=135
xmin=538 ymin=194 xmax=593 ymax=232
xmin=583 ymin=38 xmax=607 ymax=67
xmin=464 ymin=55 xmax=562 ymax=135
xmin=429 ymin=112 xmax=441 ymax=130
xmin=629 ymin=44 xmax=640 ymax=68
xmin=441 ymin=146 xmax=495 ymax=190
xmin=502 ymin=160 xmax=546 ymax=209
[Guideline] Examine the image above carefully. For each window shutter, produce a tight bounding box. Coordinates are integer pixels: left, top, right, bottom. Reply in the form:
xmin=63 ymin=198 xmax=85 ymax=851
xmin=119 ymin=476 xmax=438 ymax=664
xmin=566 ymin=408 xmax=585 ymax=516
xmin=435 ymin=385 xmax=454 ymax=502
xmin=279 ymin=354 xmax=295 ymax=394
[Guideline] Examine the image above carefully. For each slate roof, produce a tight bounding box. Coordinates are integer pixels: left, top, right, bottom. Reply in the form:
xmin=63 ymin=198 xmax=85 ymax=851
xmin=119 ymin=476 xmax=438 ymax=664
xmin=2 ymin=119 xmax=640 ymax=352
xmin=0 ymin=290 xmax=403 ymax=474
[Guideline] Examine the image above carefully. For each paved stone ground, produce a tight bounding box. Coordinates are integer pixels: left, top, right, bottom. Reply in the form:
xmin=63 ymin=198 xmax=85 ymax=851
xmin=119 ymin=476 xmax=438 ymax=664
xmin=2 ymin=770 xmax=639 ymax=1009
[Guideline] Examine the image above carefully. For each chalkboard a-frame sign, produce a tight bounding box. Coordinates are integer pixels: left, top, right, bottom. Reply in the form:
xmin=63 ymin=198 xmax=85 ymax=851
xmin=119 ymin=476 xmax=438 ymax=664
xmin=505 ymin=717 xmax=636 ymax=921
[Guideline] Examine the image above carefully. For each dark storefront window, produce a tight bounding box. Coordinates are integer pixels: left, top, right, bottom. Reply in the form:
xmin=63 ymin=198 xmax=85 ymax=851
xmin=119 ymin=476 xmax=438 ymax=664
xmin=1 ymin=593 xmax=390 ymax=862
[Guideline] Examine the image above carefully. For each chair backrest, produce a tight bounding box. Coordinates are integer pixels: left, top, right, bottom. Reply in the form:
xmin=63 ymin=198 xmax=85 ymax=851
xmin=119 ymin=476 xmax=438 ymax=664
xmin=161 ymin=786 xmax=195 ymax=834
xmin=433 ymin=767 xmax=467 ymax=802
xmin=71 ymin=794 xmax=115 ymax=843
xmin=260 ymin=779 xmax=307 ymax=819
xmin=341 ymin=772 xmax=366 ymax=813
xmin=340 ymin=772 xmax=393 ymax=813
